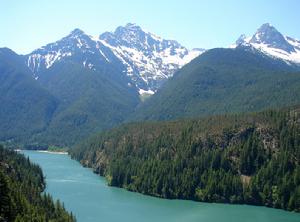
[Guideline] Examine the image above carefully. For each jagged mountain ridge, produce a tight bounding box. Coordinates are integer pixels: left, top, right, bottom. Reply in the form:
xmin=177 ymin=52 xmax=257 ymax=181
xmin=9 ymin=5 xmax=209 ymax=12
xmin=99 ymin=23 xmax=204 ymax=93
xmin=26 ymin=29 xmax=126 ymax=79
xmin=26 ymin=23 xmax=204 ymax=95
xmin=232 ymin=23 xmax=300 ymax=64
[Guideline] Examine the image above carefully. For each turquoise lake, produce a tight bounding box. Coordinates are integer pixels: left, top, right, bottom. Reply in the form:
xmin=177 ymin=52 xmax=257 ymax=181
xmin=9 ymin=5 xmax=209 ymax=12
xmin=23 ymin=150 xmax=300 ymax=222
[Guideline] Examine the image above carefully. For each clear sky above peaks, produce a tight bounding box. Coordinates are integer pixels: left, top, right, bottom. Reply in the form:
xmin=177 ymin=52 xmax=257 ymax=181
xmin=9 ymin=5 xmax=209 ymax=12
xmin=1 ymin=0 xmax=299 ymax=54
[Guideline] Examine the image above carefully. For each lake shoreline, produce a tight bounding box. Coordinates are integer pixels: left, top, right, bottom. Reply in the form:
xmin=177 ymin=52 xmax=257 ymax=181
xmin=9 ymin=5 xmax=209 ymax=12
xmin=37 ymin=150 xmax=68 ymax=155
xmin=16 ymin=149 xmax=68 ymax=155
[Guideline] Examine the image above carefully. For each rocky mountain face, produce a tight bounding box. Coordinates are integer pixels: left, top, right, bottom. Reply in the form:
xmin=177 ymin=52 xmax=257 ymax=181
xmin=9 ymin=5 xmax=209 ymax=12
xmin=99 ymin=23 xmax=204 ymax=93
xmin=231 ymin=23 xmax=300 ymax=64
xmin=26 ymin=23 xmax=204 ymax=95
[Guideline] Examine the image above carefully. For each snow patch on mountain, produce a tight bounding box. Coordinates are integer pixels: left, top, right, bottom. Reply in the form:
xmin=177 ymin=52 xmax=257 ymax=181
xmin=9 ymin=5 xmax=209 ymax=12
xmin=139 ymin=88 xmax=155 ymax=95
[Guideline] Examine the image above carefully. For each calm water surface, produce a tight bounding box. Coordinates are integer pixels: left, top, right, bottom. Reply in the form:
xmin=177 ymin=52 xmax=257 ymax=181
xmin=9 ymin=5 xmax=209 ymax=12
xmin=22 ymin=150 xmax=300 ymax=222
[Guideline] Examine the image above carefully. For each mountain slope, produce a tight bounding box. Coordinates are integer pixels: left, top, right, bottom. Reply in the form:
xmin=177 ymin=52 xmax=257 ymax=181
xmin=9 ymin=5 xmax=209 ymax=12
xmin=71 ymin=107 xmax=300 ymax=212
xmin=1 ymin=46 xmax=140 ymax=146
xmin=131 ymin=46 xmax=300 ymax=121
xmin=21 ymin=29 xmax=143 ymax=145
xmin=231 ymin=23 xmax=300 ymax=64
xmin=0 ymin=48 xmax=58 ymax=142
xmin=35 ymin=61 xmax=140 ymax=145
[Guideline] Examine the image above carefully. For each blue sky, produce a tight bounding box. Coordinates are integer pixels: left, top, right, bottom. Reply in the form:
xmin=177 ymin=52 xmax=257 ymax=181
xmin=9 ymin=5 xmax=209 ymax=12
xmin=1 ymin=0 xmax=300 ymax=54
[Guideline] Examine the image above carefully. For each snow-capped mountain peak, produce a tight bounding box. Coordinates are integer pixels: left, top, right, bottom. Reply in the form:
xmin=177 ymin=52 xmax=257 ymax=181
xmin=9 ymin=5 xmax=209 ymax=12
xmin=250 ymin=23 xmax=295 ymax=53
xmin=232 ymin=23 xmax=300 ymax=64
xmin=26 ymin=28 xmax=121 ymax=75
xmin=99 ymin=23 xmax=204 ymax=93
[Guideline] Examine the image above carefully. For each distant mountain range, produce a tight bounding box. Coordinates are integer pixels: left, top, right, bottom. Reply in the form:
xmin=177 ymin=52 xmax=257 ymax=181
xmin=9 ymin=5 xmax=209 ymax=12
xmin=26 ymin=23 xmax=204 ymax=95
xmin=1 ymin=23 xmax=300 ymax=146
xmin=23 ymin=23 xmax=300 ymax=96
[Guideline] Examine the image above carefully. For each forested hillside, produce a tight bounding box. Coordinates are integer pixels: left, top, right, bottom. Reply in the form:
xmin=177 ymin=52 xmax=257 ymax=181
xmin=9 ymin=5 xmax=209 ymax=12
xmin=0 ymin=48 xmax=58 ymax=143
xmin=131 ymin=46 xmax=300 ymax=121
xmin=34 ymin=61 xmax=140 ymax=146
xmin=0 ymin=146 xmax=76 ymax=221
xmin=71 ymin=106 xmax=300 ymax=212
